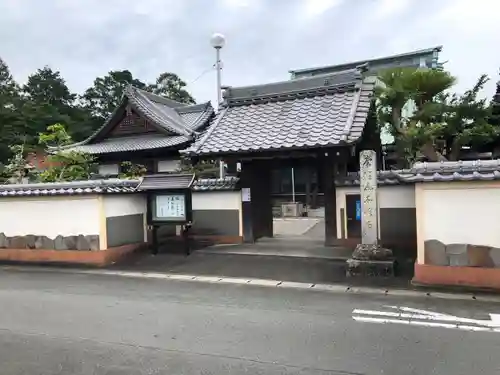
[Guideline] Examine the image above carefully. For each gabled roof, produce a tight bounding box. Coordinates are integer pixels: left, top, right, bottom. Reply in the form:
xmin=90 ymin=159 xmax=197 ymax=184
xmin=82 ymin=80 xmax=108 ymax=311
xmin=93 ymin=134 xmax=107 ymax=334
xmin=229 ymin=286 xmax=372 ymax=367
xmin=184 ymin=67 xmax=376 ymax=156
xmin=64 ymin=86 xmax=214 ymax=155
xmin=289 ymin=46 xmax=442 ymax=78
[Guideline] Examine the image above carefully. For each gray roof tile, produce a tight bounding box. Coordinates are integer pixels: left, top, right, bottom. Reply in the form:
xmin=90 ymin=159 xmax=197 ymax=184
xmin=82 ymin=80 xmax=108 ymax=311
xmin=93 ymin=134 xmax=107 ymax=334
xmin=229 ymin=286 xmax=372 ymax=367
xmin=137 ymin=174 xmax=195 ymax=190
xmin=127 ymin=86 xmax=191 ymax=136
xmin=184 ymin=69 xmax=376 ymax=156
xmin=0 ymin=176 xmax=239 ymax=197
xmin=337 ymin=160 xmax=500 ymax=186
xmin=192 ymin=177 xmax=239 ymax=191
xmin=0 ymin=179 xmax=139 ymax=197
xmin=68 ymin=134 xmax=191 ymax=155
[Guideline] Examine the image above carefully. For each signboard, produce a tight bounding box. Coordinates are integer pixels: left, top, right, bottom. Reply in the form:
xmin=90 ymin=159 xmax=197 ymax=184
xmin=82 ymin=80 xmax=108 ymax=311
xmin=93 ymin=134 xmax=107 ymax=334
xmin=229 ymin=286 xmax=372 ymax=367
xmin=242 ymin=188 xmax=251 ymax=202
xmin=355 ymin=200 xmax=361 ymax=221
xmin=153 ymin=193 xmax=186 ymax=221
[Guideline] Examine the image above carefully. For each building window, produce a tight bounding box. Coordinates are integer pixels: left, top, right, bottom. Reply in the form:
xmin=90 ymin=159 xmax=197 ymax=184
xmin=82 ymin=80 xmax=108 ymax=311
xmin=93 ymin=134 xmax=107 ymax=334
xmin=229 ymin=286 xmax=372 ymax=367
xmin=98 ymin=163 xmax=120 ymax=176
xmin=157 ymin=159 xmax=181 ymax=173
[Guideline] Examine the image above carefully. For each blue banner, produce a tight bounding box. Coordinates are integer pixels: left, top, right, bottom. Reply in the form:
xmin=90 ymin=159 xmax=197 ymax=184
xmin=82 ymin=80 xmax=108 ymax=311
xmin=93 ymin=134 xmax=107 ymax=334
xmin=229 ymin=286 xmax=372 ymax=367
xmin=355 ymin=200 xmax=361 ymax=220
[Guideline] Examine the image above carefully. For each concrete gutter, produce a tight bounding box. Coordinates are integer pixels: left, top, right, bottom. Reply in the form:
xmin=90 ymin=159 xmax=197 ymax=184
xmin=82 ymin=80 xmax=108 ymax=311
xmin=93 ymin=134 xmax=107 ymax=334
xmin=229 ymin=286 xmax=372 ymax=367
xmin=2 ymin=265 xmax=500 ymax=303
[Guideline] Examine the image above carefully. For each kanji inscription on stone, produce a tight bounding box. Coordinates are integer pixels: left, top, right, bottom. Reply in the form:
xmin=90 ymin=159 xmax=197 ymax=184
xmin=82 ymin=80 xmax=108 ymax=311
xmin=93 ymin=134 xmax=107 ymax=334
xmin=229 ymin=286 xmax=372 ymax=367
xmin=359 ymin=150 xmax=378 ymax=245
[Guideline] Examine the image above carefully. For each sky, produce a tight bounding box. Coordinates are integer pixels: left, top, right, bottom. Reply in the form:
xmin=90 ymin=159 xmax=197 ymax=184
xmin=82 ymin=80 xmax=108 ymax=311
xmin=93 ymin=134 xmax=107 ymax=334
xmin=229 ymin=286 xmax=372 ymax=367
xmin=0 ymin=0 xmax=499 ymax=106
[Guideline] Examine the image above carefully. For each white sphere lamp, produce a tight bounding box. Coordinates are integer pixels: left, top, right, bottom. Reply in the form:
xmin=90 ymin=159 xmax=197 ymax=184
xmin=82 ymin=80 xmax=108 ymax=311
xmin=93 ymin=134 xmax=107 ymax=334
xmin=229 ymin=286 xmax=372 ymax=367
xmin=210 ymin=33 xmax=226 ymax=49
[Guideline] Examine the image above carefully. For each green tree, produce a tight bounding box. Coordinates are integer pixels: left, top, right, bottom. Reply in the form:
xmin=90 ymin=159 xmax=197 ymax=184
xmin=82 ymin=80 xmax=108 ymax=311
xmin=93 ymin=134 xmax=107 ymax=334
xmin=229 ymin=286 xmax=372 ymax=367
xmin=0 ymin=58 xmax=23 ymax=162
xmin=177 ymin=155 xmax=219 ymax=178
xmin=37 ymin=123 xmax=96 ymax=182
xmin=146 ymin=72 xmax=195 ymax=104
xmin=23 ymin=66 xmax=75 ymax=106
xmin=437 ymin=74 xmax=498 ymax=160
xmin=17 ymin=66 xmax=90 ymax=146
xmin=118 ymin=161 xmax=147 ymax=179
xmin=376 ymin=68 xmax=455 ymax=165
xmin=82 ymin=70 xmax=146 ymax=120
xmin=1 ymin=144 xmax=36 ymax=184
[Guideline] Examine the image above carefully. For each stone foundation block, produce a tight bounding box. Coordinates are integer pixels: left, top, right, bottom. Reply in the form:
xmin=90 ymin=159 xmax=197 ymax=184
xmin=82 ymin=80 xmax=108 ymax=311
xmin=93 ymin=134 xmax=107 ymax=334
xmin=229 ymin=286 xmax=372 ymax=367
xmin=346 ymin=258 xmax=396 ymax=278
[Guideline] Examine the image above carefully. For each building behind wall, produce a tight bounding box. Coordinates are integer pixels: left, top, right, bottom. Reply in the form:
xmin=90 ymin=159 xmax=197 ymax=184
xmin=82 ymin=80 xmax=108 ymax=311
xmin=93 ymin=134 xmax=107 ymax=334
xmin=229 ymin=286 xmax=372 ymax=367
xmin=63 ymin=85 xmax=215 ymax=176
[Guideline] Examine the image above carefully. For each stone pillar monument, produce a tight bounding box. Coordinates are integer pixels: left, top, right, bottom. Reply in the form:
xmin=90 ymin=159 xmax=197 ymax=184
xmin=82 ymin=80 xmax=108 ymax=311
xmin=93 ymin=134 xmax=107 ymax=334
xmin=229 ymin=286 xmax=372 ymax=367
xmin=346 ymin=150 xmax=394 ymax=277
xmin=360 ymin=150 xmax=378 ymax=245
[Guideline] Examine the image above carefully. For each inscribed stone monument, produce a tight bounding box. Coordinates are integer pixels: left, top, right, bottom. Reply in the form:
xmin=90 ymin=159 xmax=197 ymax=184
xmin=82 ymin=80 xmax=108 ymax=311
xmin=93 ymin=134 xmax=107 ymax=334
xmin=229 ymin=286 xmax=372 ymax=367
xmin=360 ymin=150 xmax=378 ymax=245
xmin=347 ymin=149 xmax=394 ymax=277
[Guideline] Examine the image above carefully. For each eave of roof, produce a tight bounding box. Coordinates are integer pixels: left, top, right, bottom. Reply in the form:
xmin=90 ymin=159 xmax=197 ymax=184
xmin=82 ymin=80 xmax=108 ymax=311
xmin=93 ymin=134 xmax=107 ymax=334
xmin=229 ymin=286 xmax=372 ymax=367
xmin=289 ymin=46 xmax=442 ymax=76
xmin=65 ymin=134 xmax=192 ymax=155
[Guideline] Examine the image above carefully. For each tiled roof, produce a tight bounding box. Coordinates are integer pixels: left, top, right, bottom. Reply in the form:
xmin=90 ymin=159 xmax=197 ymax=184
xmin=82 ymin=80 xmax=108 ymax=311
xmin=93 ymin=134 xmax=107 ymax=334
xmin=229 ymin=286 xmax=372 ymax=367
xmin=63 ymin=87 xmax=214 ymax=155
xmin=184 ymin=68 xmax=376 ymax=156
xmin=404 ymin=160 xmax=500 ymax=182
xmin=137 ymin=174 xmax=195 ymax=190
xmin=192 ymin=177 xmax=239 ymax=191
xmin=289 ymin=46 xmax=442 ymax=77
xmin=67 ymin=134 xmax=191 ymax=155
xmin=0 ymin=179 xmax=139 ymax=197
xmin=0 ymin=176 xmax=240 ymax=197
xmin=336 ymin=170 xmax=412 ymax=186
xmin=337 ymin=160 xmax=500 ymax=186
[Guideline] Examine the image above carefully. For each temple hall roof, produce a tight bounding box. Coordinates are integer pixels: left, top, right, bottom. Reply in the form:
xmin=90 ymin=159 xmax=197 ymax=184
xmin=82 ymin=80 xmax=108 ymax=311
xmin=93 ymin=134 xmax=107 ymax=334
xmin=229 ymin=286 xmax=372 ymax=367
xmin=64 ymin=86 xmax=214 ymax=155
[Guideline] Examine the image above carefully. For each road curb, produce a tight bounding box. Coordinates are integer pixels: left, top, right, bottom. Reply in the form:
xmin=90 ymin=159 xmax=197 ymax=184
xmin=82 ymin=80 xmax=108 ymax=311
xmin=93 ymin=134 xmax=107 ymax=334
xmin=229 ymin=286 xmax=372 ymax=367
xmin=2 ymin=265 xmax=500 ymax=302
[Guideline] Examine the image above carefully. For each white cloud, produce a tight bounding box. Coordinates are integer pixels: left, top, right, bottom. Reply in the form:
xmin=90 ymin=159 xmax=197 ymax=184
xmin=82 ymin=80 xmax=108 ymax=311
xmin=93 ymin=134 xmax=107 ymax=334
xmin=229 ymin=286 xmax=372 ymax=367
xmin=0 ymin=0 xmax=498 ymax=106
xmin=372 ymin=0 xmax=413 ymax=19
xmin=221 ymin=0 xmax=255 ymax=8
xmin=301 ymin=0 xmax=343 ymax=19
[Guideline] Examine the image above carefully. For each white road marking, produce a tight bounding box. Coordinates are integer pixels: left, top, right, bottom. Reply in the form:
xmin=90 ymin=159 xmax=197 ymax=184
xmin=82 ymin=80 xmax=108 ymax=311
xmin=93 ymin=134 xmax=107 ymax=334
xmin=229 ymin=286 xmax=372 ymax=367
xmin=354 ymin=309 xmax=500 ymax=327
xmin=490 ymin=313 xmax=500 ymax=325
xmin=385 ymin=305 xmax=450 ymax=317
xmin=352 ymin=315 xmax=500 ymax=333
xmin=353 ymin=306 xmax=500 ymax=332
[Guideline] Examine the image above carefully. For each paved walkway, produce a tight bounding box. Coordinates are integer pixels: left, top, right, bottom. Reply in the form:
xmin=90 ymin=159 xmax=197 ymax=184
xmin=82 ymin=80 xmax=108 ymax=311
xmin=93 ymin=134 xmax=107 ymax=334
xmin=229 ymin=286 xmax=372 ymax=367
xmin=199 ymin=237 xmax=353 ymax=260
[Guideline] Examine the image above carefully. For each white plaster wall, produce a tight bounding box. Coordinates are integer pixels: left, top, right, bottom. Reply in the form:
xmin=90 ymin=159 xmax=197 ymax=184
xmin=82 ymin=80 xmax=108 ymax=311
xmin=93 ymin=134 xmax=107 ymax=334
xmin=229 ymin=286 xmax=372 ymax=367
xmin=0 ymin=196 xmax=100 ymax=238
xmin=103 ymin=194 xmax=147 ymax=218
xmin=192 ymin=191 xmax=241 ymax=210
xmin=157 ymin=159 xmax=180 ymax=173
xmin=422 ymin=186 xmax=500 ymax=248
xmin=336 ymin=185 xmax=415 ymax=210
xmin=378 ymin=186 xmax=415 ymax=208
xmin=335 ymin=185 xmax=415 ymax=239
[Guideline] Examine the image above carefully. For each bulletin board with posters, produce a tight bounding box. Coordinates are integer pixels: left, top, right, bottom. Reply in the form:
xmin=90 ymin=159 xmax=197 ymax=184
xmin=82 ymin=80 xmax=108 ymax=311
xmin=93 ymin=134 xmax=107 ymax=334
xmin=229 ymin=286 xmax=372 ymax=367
xmin=148 ymin=190 xmax=192 ymax=225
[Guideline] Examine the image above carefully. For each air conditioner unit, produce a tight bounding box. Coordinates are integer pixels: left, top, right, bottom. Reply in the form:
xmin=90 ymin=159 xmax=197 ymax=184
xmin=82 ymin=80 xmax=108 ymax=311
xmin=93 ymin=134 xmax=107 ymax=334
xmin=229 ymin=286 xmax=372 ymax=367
xmin=281 ymin=202 xmax=304 ymax=217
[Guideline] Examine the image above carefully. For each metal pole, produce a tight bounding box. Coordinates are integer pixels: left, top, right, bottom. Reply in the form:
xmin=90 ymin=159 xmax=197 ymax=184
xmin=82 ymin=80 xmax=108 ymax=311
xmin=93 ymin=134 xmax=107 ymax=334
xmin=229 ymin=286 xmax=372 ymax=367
xmin=291 ymin=167 xmax=295 ymax=203
xmin=215 ymin=47 xmax=223 ymax=109
xmin=215 ymin=47 xmax=225 ymax=179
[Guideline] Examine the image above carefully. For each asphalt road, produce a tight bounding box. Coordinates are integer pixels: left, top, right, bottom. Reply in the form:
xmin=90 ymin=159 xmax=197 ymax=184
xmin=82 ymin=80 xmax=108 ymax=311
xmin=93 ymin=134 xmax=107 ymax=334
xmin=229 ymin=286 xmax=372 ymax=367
xmin=1 ymin=270 xmax=500 ymax=374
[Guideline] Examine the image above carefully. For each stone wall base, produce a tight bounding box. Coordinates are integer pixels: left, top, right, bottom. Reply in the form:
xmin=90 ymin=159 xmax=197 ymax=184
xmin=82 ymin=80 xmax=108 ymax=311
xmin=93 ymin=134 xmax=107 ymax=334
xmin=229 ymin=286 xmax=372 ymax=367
xmin=0 ymin=243 xmax=145 ymax=267
xmin=413 ymin=263 xmax=500 ymax=290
